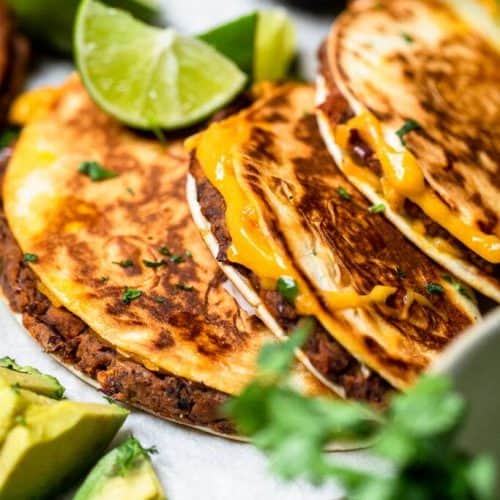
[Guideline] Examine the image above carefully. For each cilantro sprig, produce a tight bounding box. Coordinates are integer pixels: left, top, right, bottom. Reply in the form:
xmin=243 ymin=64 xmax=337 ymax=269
xmin=115 ymin=436 xmax=157 ymax=476
xmin=225 ymin=321 xmax=496 ymax=499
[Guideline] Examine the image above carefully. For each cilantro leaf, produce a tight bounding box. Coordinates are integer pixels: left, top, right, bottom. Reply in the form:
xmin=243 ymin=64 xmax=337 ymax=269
xmin=276 ymin=276 xmax=299 ymax=304
xmin=425 ymin=282 xmax=444 ymax=295
xmin=226 ymin=326 xmax=496 ymax=500
xmin=442 ymin=274 xmax=472 ymax=300
xmin=158 ymin=246 xmax=172 ymax=256
xmin=337 ymin=186 xmax=351 ymax=201
xmin=122 ymin=287 xmax=142 ymax=304
xmin=112 ymin=259 xmax=134 ymax=268
xmin=23 ymin=253 xmax=38 ymax=263
xmin=142 ymin=259 xmax=166 ymax=269
xmin=115 ymin=437 xmax=158 ymax=476
xmin=369 ymin=203 xmax=386 ymax=214
xmin=396 ymin=120 xmax=421 ymax=146
xmin=79 ymin=161 xmax=118 ymax=182
xmin=401 ymin=32 xmax=414 ymax=43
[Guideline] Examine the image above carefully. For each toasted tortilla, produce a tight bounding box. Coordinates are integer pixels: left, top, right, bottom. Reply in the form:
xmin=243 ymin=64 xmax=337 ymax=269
xmin=317 ymin=0 xmax=500 ymax=302
xmin=188 ymin=82 xmax=477 ymax=394
xmin=1 ymin=75 xmax=330 ymax=437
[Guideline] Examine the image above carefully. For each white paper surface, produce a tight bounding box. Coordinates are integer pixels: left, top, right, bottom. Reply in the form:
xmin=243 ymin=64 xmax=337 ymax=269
xmin=1 ymin=1 xmax=353 ymax=499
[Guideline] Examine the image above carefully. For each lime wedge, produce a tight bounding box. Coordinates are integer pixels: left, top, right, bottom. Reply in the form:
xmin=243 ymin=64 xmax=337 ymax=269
xmin=254 ymin=10 xmax=296 ymax=82
xmin=75 ymin=0 xmax=246 ymax=130
xmin=6 ymin=0 xmax=160 ymax=55
xmin=199 ymin=10 xmax=296 ymax=82
xmin=199 ymin=12 xmax=258 ymax=76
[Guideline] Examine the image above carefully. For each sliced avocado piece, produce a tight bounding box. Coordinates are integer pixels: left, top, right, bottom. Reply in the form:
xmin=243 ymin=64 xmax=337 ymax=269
xmin=74 ymin=436 xmax=166 ymax=500
xmin=0 ymin=356 xmax=65 ymax=399
xmin=0 ymin=400 xmax=128 ymax=500
xmin=0 ymin=386 xmax=55 ymax=445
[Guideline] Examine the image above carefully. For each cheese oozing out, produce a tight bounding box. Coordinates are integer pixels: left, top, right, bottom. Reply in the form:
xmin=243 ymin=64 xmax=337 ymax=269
xmin=187 ymin=115 xmax=396 ymax=317
xmin=335 ymin=112 xmax=500 ymax=264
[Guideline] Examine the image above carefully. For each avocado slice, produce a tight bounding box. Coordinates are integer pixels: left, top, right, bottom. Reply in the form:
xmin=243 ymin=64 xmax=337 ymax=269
xmin=0 ymin=357 xmax=65 ymax=399
xmin=74 ymin=436 xmax=166 ymax=500
xmin=0 ymin=400 xmax=128 ymax=500
xmin=0 ymin=385 xmax=55 ymax=445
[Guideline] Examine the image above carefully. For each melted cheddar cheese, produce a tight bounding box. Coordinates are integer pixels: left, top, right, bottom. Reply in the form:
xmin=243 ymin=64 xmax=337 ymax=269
xmin=187 ymin=117 xmax=396 ymax=314
xmin=336 ymin=112 xmax=500 ymax=264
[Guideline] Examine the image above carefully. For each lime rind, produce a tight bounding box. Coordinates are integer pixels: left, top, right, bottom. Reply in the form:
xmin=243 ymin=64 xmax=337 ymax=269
xmin=75 ymin=0 xmax=247 ymax=130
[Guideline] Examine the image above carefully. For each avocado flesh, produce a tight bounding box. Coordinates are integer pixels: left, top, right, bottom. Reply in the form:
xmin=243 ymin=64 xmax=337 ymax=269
xmin=74 ymin=438 xmax=166 ymax=500
xmin=0 ymin=384 xmax=55 ymax=445
xmin=0 ymin=365 xmax=65 ymax=399
xmin=0 ymin=400 xmax=128 ymax=500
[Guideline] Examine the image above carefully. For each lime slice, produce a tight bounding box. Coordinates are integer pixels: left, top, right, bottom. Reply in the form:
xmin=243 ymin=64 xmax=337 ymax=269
xmin=199 ymin=10 xmax=296 ymax=82
xmin=199 ymin=12 xmax=258 ymax=76
xmin=75 ymin=0 xmax=247 ymax=130
xmin=254 ymin=10 xmax=296 ymax=82
xmin=6 ymin=0 xmax=160 ymax=55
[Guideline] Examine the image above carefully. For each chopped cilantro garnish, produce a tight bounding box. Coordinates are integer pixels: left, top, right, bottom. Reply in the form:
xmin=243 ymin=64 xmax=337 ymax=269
xmin=396 ymin=119 xmax=421 ymax=146
xmin=122 ymin=287 xmax=142 ymax=304
xmin=126 ymin=187 xmax=135 ymax=195
xmin=142 ymin=259 xmax=166 ymax=269
xmin=154 ymin=296 xmax=166 ymax=303
xmin=425 ymin=282 xmax=444 ymax=295
xmin=277 ymin=276 xmax=299 ymax=303
xmin=158 ymin=247 xmax=172 ymax=257
xmin=79 ymin=161 xmax=118 ymax=181
xmin=113 ymin=259 xmax=134 ymax=268
xmin=337 ymin=186 xmax=351 ymax=201
xmin=401 ymin=32 xmax=414 ymax=43
xmin=23 ymin=253 xmax=38 ymax=263
xmin=116 ymin=437 xmax=158 ymax=476
xmin=99 ymin=276 xmax=110 ymax=283
xmin=170 ymin=254 xmax=185 ymax=264
xmin=175 ymin=283 xmax=194 ymax=291
xmin=442 ymin=274 xmax=472 ymax=300
xmin=369 ymin=203 xmax=386 ymax=213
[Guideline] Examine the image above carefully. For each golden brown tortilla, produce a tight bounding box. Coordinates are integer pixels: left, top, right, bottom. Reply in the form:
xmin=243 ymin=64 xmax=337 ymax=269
xmin=188 ymin=82 xmax=477 ymax=391
xmin=3 ymin=75 xmax=327 ymax=404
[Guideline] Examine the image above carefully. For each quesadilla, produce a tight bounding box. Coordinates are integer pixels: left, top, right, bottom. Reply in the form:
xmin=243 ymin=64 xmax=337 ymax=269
xmin=187 ymin=82 xmax=477 ymax=402
xmin=316 ymin=0 xmax=500 ymax=302
xmin=0 ymin=75 xmax=329 ymax=438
